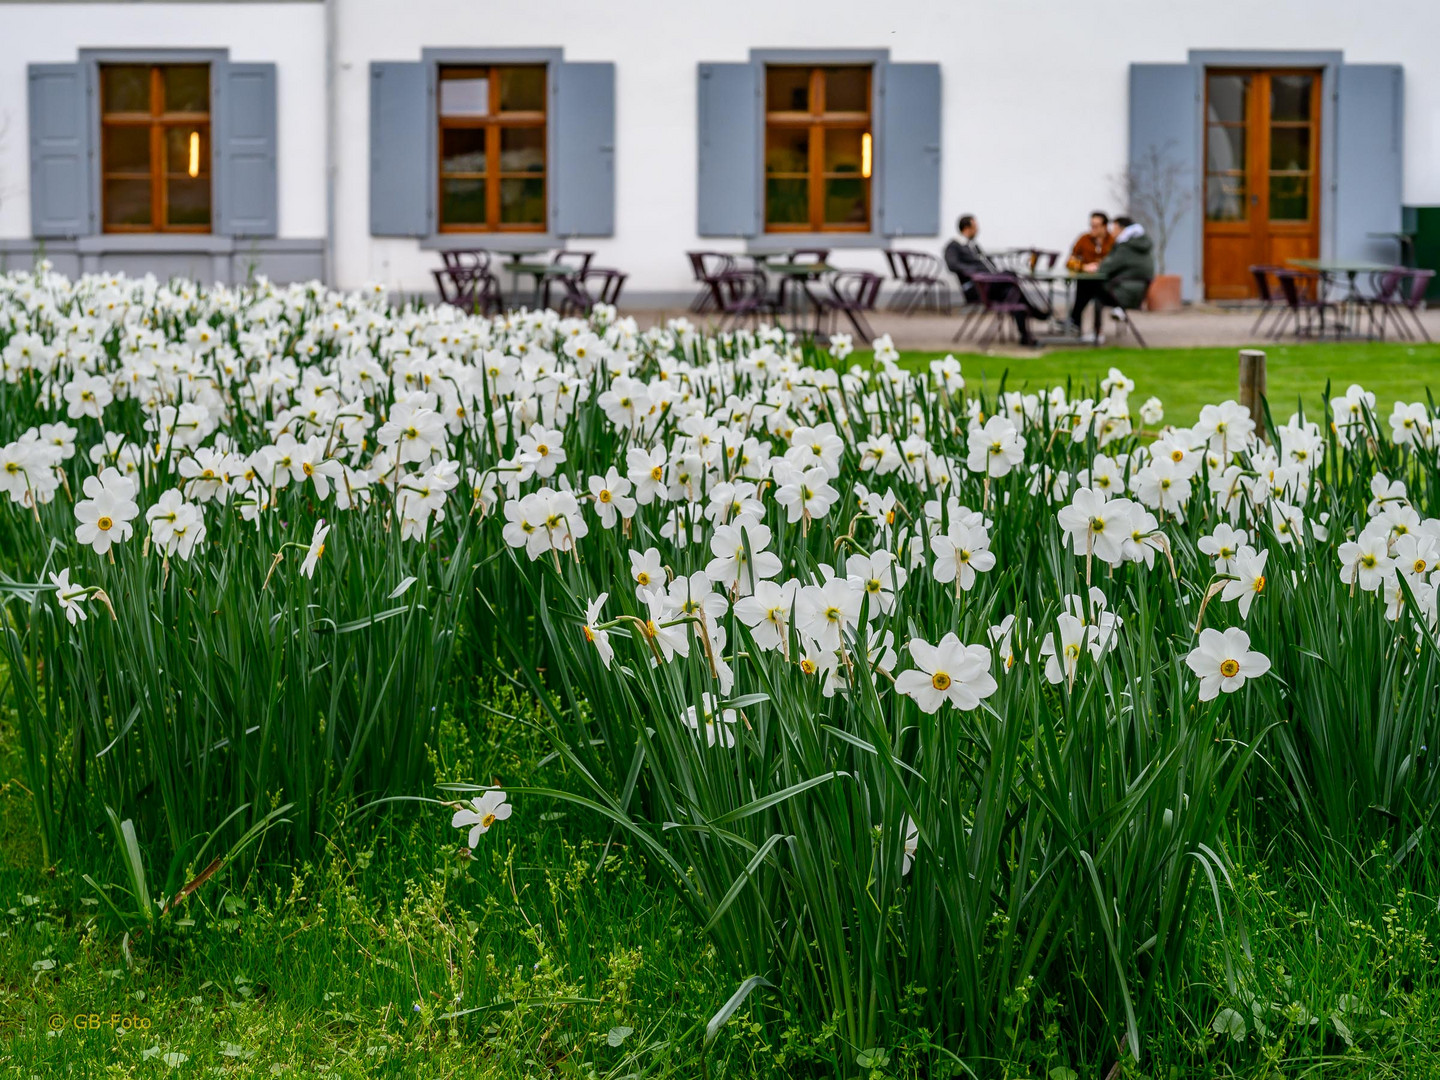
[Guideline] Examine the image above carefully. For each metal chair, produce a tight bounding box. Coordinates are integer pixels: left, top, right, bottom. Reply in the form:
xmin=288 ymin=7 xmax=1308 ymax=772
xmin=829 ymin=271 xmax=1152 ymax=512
xmin=1248 ymin=265 xmax=1289 ymax=338
xmin=687 ymin=251 xmax=737 ymax=314
xmin=556 ymin=267 xmax=627 ymax=317
xmin=1397 ymin=268 xmax=1435 ymax=342
xmin=1272 ymin=269 xmax=1336 ymax=339
xmin=886 ymin=250 xmax=954 ymax=315
xmin=541 ymin=251 xmax=594 ymax=309
xmin=432 ymin=265 xmax=503 ymax=316
xmin=1107 ymin=302 xmax=1149 ymax=349
xmin=440 ymin=249 xmax=493 ymax=274
xmin=967 ymin=272 xmax=1032 ymax=349
xmin=712 ymin=268 xmax=780 ymax=330
xmin=814 ymin=269 xmax=882 ymax=343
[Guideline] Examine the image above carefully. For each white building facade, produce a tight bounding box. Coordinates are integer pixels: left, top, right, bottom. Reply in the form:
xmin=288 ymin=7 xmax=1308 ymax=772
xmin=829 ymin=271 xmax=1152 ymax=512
xmin=0 ymin=0 xmax=1430 ymax=303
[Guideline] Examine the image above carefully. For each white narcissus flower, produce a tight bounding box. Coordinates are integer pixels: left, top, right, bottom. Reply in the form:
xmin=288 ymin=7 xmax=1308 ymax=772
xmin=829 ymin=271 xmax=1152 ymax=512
xmin=1338 ymin=530 xmax=1393 ymax=593
xmin=300 ymin=520 xmax=331 ymax=578
xmin=451 ymin=789 xmax=512 ymax=848
xmin=74 ymin=467 xmax=140 ymax=555
xmin=846 ymin=550 xmax=907 ymax=615
xmin=582 ymin=593 xmax=614 ymax=669
xmin=929 ymin=523 xmax=995 ymax=593
xmin=1219 ymin=547 xmax=1268 ymax=619
xmin=895 ymin=633 xmax=997 ymax=713
xmin=1186 ymin=627 xmax=1271 ymax=702
xmin=1056 ymin=488 xmax=1129 ymax=566
xmin=629 ymin=547 xmax=666 ymax=601
xmin=1199 ymin=523 xmax=1249 ymax=575
xmin=733 ymin=578 xmax=797 ymax=653
xmin=965 ymin=416 xmax=1026 ymax=478
xmin=795 ymin=576 xmax=862 ymax=652
xmin=49 ymin=568 xmax=87 ymax=625
xmin=587 ymin=467 xmax=636 ymax=529
xmin=642 ymin=593 xmax=690 ymax=663
xmin=681 ymin=692 xmax=738 ymax=748
xmin=706 ymin=515 xmax=782 ymax=594
xmin=901 ymin=816 xmax=919 ymax=875
xmin=1040 ymin=613 xmax=1088 ymax=686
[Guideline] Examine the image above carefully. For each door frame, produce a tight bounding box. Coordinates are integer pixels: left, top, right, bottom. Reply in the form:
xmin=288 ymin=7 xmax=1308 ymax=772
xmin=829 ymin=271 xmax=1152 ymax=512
xmin=1188 ymin=50 xmax=1342 ymax=299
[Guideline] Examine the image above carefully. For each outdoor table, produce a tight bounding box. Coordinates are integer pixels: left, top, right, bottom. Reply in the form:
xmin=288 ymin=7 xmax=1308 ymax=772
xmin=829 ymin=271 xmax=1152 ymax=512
xmin=492 ymin=249 xmax=560 ymax=309
xmin=1027 ymin=269 xmax=1104 ymax=341
xmin=1289 ymin=258 xmax=1401 ymax=339
xmin=760 ymin=260 xmax=834 ymax=331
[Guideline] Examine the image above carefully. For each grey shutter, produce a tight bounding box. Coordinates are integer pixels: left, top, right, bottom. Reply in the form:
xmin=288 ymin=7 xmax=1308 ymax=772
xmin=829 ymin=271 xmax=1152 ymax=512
xmin=696 ymin=62 xmax=759 ymax=237
xmin=553 ymin=62 xmax=616 ymax=237
xmin=215 ymin=63 xmax=278 ymax=237
xmin=879 ymin=63 xmax=941 ymax=237
xmin=369 ymin=62 xmax=430 ymax=237
xmin=28 ymin=63 xmax=94 ymax=238
xmin=1335 ymin=64 xmax=1403 ymax=263
xmin=1128 ymin=64 xmax=1201 ymax=300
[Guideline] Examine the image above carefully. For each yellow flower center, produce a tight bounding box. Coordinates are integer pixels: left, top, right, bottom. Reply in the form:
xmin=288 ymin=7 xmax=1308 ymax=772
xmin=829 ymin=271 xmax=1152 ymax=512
xmin=650 ymin=466 xmax=663 ymax=481
xmin=97 ymin=516 xmax=114 ymax=531
xmin=481 ymin=813 xmax=496 ymax=829
xmin=929 ymin=670 xmax=953 ymax=692
xmin=1361 ymin=554 xmax=1377 ymax=569
xmin=1415 ymin=559 xmax=1427 ymax=575
xmin=800 ymin=658 xmax=818 ymax=674
xmin=1170 ymin=450 xmax=1183 ymax=462
xmin=599 ymin=490 xmax=612 ymax=503
xmin=636 ymin=571 xmax=650 ymax=586
xmin=1219 ymin=658 xmax=1240 ymax=678
xmin=1065 ymin=643 xmax=1081 ymax=660
xmin=303 ymin=462 xmax=314 ymax=476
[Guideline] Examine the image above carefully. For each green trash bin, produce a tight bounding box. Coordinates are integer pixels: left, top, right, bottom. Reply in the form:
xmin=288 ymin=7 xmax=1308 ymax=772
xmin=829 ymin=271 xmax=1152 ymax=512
xmin=1407 ymin=205 xmax=1440 ymax=303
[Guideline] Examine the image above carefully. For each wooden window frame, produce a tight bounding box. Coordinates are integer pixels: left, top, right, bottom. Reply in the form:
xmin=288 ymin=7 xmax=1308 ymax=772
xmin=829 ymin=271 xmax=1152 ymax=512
xmin=437 ymin=64 xmax=548 ymax=234
xmin=764 ymin=65 xmax=872 ymax=234
xmin=100 ymin=64 xmax=212 ymax=234
xmin=1203 ymin=68 xmax=1321 ymax=227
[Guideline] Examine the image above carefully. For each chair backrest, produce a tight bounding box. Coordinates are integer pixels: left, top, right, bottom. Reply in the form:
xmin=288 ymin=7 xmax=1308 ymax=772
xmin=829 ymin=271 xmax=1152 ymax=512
xmin=882 ymin=250 xmax=904 ymax=278
xmin=433 ymin=265 xmax=498 ymax=312
xmin=1370 ymin=268 xmax=1405 ymax=303
xmin=897 ymin=250 xmax=943 ymax=283
xmin=1031 ymin=249 xmax=1060 ymax=271
xmin=713 ymin=268 xmax=768 ymax=312
xmin=688 ymin=251 xmax=735 ymax=283
xmin=1249 ymin=265 xmax=1280 ymax=303
xmin=829 ymin=270 xmax=882 ymax=310
xmin=440 ymin=249 xmax=492 ymax=273
xmin=579 ymin=267 xmax=627 ymax=307
xmin=1403 ymin=268 xmax=1435 ymax=310
xmin=787 ymin=248 xmax=830 ymax=266
xmin=552 ymin=250 xmax=594 ymax=274
xmin=1272 ymin=269 xmax=1317 ymax=307
xmin=969 ymin=271 xmax=1021 ymax=309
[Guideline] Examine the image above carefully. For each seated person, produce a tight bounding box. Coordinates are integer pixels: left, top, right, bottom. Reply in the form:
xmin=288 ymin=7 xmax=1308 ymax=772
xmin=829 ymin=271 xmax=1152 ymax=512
xmin=1066 ymin=215 xmax=1155 ymax=337
xmin=943 ymin=214 xmax=1050 ymax=347
xmin=1067 ymin=211 xmax=1114 ymax=272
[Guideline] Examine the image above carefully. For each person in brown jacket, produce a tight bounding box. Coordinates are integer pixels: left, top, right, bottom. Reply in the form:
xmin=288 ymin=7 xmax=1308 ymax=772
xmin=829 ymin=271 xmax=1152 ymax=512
xmin=1067 ymin=211 xmax=1114 ymax=272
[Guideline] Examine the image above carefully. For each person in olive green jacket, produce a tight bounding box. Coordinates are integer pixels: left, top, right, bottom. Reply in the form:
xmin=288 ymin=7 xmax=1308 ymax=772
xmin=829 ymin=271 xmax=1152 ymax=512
xmin=1065 ymin=215 xmax=1156 ymax=338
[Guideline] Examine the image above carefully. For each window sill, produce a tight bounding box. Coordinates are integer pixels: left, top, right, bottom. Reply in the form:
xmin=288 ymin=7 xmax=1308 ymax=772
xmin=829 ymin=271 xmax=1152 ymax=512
xmin=78 ymin=235 xmax=235 ymax=254
xmin=420 ymin=234 xmax=563 ymax=253
xmin=745 ymin=232 xmax=885 ymax=253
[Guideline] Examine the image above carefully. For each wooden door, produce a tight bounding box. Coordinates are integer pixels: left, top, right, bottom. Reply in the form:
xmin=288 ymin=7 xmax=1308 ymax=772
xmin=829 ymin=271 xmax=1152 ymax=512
xmin=1203 ymin=70 xmax=1322 ymax=299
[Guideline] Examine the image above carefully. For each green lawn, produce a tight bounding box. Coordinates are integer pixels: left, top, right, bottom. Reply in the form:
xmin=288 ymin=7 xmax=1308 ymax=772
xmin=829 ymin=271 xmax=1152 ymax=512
xmin=888 ymin=341 xmax=1440 ymax=427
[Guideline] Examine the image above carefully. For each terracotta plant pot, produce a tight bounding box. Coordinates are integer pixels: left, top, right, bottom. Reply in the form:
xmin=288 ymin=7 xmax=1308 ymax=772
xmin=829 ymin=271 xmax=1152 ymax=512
xmin=1144 ymin=274 xmax=1183 ymax=312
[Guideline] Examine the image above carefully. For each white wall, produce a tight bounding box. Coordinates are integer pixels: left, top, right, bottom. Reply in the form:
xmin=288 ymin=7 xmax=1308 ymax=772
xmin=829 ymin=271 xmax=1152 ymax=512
xmin=335 ymin=0 xmax=1440 ymax=296
xmin=0 ymin=2 xmax=326 ymax=240
xmin=3 ymin=1 xmax=1437 ymax=294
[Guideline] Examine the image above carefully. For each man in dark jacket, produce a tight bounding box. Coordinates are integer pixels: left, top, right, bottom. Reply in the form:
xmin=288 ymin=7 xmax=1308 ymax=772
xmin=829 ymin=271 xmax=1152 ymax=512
xmin=1066 ymin=215 xmax=1155 ymax=337
xmin=944 ymin=214 xmax=1049 ymax=347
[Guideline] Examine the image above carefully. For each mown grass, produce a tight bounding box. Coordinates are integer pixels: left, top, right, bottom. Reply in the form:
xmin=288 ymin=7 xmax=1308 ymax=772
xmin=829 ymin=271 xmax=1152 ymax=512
xmin=876 ymin=341 xmax=1440 ymax=427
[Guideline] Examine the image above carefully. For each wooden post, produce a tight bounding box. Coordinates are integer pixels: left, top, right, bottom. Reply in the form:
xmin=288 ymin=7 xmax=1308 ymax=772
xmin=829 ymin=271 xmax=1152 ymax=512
xmin=1238 ymin=348 xmax=1267 ymax=441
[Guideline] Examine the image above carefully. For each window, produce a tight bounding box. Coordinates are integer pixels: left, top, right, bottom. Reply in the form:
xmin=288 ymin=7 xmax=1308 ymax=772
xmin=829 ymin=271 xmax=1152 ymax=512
xmin=101 ymin=64 xmax=212 ymax=232
xmin=764 ymin=65 xmax=872 ymax=232
xmin=437 ymin=65 xmax=547 ymax=232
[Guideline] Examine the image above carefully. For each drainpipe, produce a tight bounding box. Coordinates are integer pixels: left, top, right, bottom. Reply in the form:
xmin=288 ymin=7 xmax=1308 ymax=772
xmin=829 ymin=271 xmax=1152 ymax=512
xmin=323 ymin=0 xmax=337 ymax=286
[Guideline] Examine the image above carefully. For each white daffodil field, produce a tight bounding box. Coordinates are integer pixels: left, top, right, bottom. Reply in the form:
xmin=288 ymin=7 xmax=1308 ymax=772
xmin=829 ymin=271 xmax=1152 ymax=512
xmin=2 ymin=267 xmax=1439 ymax=1074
